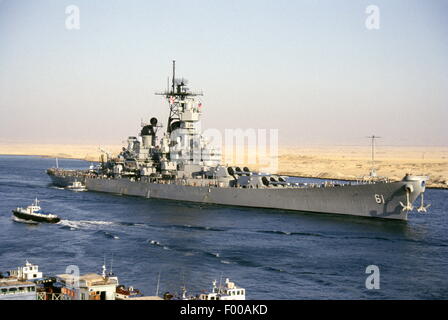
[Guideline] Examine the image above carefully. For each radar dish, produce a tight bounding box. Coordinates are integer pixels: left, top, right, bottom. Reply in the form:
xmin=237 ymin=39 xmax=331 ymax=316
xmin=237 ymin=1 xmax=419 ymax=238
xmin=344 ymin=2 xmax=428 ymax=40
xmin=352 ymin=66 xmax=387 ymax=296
xmin=170 ymin=121 xmax=181 ymax=132
xmin=174 ymin=78 xmax=189 ymax=86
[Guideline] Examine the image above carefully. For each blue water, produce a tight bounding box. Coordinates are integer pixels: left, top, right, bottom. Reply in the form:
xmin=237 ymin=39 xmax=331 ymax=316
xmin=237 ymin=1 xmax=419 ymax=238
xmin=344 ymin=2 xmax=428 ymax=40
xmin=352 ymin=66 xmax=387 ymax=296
xmin=0 ymin=155 xmax=447 ymax=299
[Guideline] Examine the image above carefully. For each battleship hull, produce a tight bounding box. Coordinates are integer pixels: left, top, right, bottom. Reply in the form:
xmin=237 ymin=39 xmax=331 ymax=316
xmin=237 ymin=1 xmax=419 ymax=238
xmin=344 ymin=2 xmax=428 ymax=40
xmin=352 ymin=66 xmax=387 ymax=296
xmin=81 ymin=177 xmax=426 ymax=220
xmin=45 ymin=63 xmax=430 ymax=221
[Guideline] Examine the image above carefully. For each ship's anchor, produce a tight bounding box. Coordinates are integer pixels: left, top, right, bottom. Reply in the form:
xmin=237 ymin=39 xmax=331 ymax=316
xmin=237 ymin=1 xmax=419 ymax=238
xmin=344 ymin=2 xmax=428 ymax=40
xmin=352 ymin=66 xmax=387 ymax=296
xmin=399 ymin=188 xmax=414 ymax=212
xmin=417 ymin=193 xmax=431 ymax=213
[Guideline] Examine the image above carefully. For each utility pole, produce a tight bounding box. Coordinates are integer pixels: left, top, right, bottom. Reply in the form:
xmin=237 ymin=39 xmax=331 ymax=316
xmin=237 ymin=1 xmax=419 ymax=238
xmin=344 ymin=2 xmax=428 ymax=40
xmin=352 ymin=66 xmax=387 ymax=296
xmin=367 ymin=135 xmax=381 ymax=177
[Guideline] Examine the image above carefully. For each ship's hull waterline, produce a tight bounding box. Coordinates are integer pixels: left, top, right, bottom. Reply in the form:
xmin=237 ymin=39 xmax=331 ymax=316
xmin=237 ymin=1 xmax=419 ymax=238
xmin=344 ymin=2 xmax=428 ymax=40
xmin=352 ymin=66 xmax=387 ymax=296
xmin=48 ymin=173 xmax=425 ymax=220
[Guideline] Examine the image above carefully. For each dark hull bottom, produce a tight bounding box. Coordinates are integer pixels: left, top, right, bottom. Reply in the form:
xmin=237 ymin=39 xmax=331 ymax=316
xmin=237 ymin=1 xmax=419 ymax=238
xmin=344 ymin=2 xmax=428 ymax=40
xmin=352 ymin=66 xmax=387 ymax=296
xmin=12 ymin=211 xmax=60 ymax=224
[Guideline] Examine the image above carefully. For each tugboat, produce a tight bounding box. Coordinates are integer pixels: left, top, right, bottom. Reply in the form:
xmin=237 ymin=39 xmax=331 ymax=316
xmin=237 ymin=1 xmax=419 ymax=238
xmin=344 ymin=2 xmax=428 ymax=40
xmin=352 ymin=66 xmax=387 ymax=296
xmin=12 ymin=199 xmax=61 ymax=224
xmin=67 ymin=181 xmax=87 ymax=192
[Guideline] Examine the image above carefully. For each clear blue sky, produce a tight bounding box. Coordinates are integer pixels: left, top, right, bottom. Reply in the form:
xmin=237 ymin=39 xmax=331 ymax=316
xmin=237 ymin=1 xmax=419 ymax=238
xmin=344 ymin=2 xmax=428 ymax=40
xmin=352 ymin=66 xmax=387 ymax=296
xmin=0 ymin=0 xmax=447 ymax=146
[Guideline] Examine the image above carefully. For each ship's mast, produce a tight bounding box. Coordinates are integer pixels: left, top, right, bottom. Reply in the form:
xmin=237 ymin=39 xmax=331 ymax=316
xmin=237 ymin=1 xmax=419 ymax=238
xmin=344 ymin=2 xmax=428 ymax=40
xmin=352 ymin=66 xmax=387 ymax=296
xmin=155 ymin=60 xmax=203 ymax=134
xmin=168 ymin=60 xmax=177 ymax=134
xmin=155 ymin=271 xmax=161 ymax=296
xmin=172 ymin=60 xmax=175 ymax=93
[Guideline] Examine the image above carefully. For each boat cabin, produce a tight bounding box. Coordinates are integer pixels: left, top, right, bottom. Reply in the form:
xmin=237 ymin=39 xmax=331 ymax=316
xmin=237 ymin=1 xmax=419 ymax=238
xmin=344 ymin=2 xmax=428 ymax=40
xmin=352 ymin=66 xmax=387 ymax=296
xmin=198 ymin=278 xmax=246 ymax=300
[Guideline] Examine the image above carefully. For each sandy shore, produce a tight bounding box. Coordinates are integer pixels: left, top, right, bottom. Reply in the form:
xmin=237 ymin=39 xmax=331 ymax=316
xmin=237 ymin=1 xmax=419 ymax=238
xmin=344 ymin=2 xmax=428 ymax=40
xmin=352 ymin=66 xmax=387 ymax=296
xmin=0 ymin=143 xmax=447 ymax=188
xmin=275 ymin=146 xmax=448 ymax=189
xmin=0 ymin=143 xmax=122 ymax=163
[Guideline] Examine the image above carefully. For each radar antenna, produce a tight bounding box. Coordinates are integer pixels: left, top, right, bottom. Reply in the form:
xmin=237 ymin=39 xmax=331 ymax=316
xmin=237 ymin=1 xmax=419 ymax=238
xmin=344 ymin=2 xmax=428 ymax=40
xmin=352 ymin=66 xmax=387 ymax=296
xmin=155 ymin=60 xmax=203 ymax=134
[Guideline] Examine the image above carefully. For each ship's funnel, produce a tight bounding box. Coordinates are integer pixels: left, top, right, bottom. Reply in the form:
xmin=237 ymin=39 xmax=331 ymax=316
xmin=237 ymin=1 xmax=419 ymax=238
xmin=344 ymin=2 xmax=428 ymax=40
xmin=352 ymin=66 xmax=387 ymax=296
xmin=141 ymin=124 xmax=157 ymax=147
xmin=127 ymin=136 xmax=138 ymax=151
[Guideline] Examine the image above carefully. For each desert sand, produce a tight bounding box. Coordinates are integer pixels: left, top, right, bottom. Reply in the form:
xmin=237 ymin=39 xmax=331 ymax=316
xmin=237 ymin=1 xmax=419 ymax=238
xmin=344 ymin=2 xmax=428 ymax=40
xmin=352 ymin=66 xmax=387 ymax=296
xmin=0 ymin=143 xmax=123 ymax=163
xmin=275 ymin=146 xmax=448 ymax=189
xmin=0 ymin=143 xmax=447 ymax=188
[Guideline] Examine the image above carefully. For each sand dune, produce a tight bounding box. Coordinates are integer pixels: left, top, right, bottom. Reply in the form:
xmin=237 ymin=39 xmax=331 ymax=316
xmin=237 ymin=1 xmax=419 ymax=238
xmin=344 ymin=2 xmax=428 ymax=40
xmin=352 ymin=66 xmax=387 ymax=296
xmin=0 ymin=143 xmax=446 ymax=188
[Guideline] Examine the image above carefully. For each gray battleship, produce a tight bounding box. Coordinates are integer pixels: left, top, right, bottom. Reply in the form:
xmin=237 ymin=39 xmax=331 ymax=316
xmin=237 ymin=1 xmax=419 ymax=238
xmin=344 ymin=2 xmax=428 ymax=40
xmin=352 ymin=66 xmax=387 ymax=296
xmin=47 ymin=61 xmax=430 ymax=221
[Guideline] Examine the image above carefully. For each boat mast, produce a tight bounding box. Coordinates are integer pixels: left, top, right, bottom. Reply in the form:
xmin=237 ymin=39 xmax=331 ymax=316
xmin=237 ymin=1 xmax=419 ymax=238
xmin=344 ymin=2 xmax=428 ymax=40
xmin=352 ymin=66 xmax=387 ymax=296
xmin=110 ymin=254 xmax=113 ymax=275
xmin=102 ymin=255 xmax=107 ymax=278
xmin=218 ymin=272 xmax=223 ymax=295
xmin=155 ymin=271 xmax=161 ymax=296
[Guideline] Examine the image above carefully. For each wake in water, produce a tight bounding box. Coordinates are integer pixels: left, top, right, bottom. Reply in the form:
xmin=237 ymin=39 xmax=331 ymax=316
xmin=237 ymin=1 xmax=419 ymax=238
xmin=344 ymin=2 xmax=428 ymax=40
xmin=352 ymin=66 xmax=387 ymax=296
xmin=97 ymin=230 xmax=120 ymax=240
xmin=58 ymin=219 xmax=115 ymax=230
xmin=50 ymin=186 xmax=65 ymax=190
xmin=173 ymin=224 xmax=227 ymax=232
xmin=257 ymin=230 xmax=326 ymax=238
xmin=57 ymin=219 xmax=121 ymax=239
xmin=147 ymin=239 xmax=169 ymax=250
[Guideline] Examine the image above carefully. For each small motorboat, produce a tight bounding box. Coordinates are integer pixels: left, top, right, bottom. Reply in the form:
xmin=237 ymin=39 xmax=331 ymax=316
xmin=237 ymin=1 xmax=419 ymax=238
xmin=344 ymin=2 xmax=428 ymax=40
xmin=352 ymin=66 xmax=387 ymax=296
xmin=67 ymin=181 xmax=87 ymax=192
xmin=12 ymin=199 xmax=60 ymax=224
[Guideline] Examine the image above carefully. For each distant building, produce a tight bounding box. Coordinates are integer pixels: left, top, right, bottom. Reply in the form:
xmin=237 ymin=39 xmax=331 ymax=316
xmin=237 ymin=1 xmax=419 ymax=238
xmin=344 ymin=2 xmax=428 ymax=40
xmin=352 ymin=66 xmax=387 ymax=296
xmin=2 ymin=261 xmax=159 ymax=300
xmin=9 ymin=260 xmax=43 ymax=280
xmin=0 ymin=261 xmax=40 ymax=300
xmin=56 ymin=273 xmax=118 ymax=300
xmin=0 ymin=279 xmax=36 ymax=300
